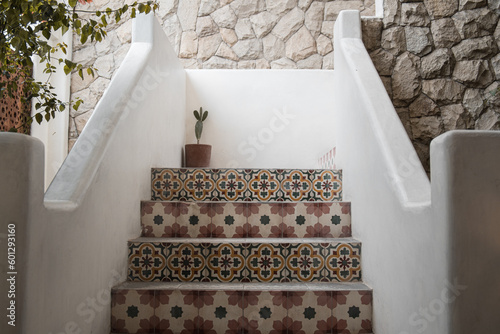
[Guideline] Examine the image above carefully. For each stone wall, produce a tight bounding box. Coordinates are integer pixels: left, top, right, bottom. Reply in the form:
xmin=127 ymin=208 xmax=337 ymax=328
xmin=368 ymin=0 xmax=500 ymax=172
xmin=69 ymin=0 xmax=375 ymax=149
xmin=70 ymin=0 xmax=500 ymax=175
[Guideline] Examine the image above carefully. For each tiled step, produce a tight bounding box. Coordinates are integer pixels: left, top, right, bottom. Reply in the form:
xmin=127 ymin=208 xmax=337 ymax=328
xmin=151 ymin=168 xmax=342 ymax=202
xmin=141 ymin=201 xmax=351 ymax=238
xmin=111 ymin=281 xmax=373 ymax=334
xmin=128 ymin=238 xmax=361 ymax=283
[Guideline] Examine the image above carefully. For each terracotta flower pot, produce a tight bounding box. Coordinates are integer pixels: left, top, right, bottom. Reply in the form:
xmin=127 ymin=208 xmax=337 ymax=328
xmin=185 ymin=144 xmax=212 ymax=167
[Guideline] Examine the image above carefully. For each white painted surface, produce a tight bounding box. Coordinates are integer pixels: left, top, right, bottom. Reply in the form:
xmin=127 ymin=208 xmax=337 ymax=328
xmin=185 ymin=69 xmax=336 ymax=168
xmin=31 ymin=29 xmax=72 ymax=189
xmin=431 ymin=131 xmax=500 ymax=334
xmin=0 ymin=13 xmax=186 ymax=333
xmin=334 ymin=10 xmax=500 ymax=334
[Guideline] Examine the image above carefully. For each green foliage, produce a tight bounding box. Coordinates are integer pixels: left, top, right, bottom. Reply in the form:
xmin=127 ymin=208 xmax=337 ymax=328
xmin=1 ymin=0 xmax=158 ymax=132
xmin=193 ymin=107 xmax=208 ymax=144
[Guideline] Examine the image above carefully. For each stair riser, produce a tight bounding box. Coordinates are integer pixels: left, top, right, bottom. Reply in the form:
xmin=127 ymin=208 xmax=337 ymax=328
xmin=151 ymin=168 xmax=342 ymax=202
xmin=141 ymin=201 xmax=351 ymax=238
xmin=128 ymin=242 xmax=361 ymax=283
xmin=111 ymin=288 xmax=372 ymax=334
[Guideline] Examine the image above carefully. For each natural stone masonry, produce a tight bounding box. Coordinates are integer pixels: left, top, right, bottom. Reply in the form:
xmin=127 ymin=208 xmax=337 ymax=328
xmin=111 ymin=167 xmax=372 ymax=333
xmin=69 ymin=0 xmax=375 ymax=148
xmin=70 ymin=0 xmax=500 ymax=174
xmin=370 ymin=0 xmax=500 ymax=172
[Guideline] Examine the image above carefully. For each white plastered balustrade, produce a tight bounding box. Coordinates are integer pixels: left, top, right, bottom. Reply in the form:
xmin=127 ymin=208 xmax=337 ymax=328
xmin=334 ymin=10 xmax=500 ymax=334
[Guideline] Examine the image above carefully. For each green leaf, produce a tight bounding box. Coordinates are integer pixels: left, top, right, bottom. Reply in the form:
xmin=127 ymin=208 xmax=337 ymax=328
xmin=193 ymin=109 xmax=200 ymax=120
xmin=35 ymin=113 xmax=43 ymax=124
xmin=131 ymin=7 xmax=136 ymax=18
xmin=195 ymin=120 xmax=203 ymax=143
xmin=8 ymin=127 xmax=18 ymax=133
xmin=64 ymin=65 xmax=71 ymax=75
xmin=202 ymin=110 xmax=208 ymax=121
xmin=68 ymin=0 xmax=77 ymax=7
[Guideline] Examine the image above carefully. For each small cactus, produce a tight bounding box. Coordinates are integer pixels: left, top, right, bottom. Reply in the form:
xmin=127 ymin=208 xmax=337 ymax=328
xmin=193 ymin=107 xmax=208 ymax=144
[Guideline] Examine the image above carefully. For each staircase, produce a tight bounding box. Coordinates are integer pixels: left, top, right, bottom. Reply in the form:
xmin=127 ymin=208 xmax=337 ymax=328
xmin=111 ymin=168 xmax=373 ymax=333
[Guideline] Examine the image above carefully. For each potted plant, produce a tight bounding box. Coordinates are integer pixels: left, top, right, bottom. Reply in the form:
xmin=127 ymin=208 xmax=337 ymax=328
xmin=185 ymin=107 xmax=211 ymax=167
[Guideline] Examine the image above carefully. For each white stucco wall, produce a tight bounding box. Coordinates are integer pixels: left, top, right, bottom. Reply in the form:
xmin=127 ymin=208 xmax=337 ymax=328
xmin=185 ymin=69 xmax=336 ymax=168
xmin=0 ymin=13 xmax=186 ymax=334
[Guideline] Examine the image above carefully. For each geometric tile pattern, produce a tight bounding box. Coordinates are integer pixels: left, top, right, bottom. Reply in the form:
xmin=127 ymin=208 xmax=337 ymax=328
xmin=141 ymin=201 xmax=352 ymax=238
xmin=151 ymin=168 xmax=343 ymax=202
xmin=128 ymin=241 xmax=362 ymax=283
xmin=111 ymin=284 xmax=373 ymax=334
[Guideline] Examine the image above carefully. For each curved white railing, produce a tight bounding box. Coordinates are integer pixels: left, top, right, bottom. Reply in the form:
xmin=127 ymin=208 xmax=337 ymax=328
xmin=334 ymin=10 xmax=500 ymax=334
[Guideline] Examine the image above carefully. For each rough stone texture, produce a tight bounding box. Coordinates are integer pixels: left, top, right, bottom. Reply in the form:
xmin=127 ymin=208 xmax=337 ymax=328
xmin=325 ymin=1 xmax=364 ymax=21
xmin=463 ymin=88 xmax=485 ymax=117
xmin=381 ymin=26 xmax=406 ymax=55
xmin=410 ymin=116 xmax=443 ymax=144
xmin=179 ymin=31 xmax=199 ymax=58
xmin=198 ymin=33 xmax=222 ymax=61
xmin=317 ymin=34 xmax=333 ymax=56
xmin=272 ymin=7 xmax=305 ymax=41
xmin=401 ymin=3 xmax=431 ymax=27
xmin=70 ymin=0 xmax=499 ymax=177
xmin=297 ymin=54 xmax=323 ymax=69
xmin=286 ymin=26 xmax=317 ymax=61
xmin=203 ymin=56 xmax=237 ymax=68
xmin=459 ymin=0 xmax=487 ymax=10
xmin=476 ymin=108 xmax=500 ymax=129
xmin=235 ymin=18 xmax=255 ymax=39
xmin=409 ymin=94 xmax=440 ymax=117
xmin=431 ymin=18 xmax=462 ymax=48
xmin=422 ymin=79 xmax=466 ymax=104
xmin=452 ymin=8 xmax=499 ymax=39
xmin=305 ymin=1 xmax=325 ymax=37
xmin=262 ymin=33 xmax=285 ymax=61
xmin=177 ymin=0 xmax=200 ymax=31
xmin=211 ymin=5 xmax=238 ymax=29
xmin=196 ymin=16 xmax=218 ymax=37
xmin=453 ymin=60 xmax=494 ymax=87
xmin=220 ymin=28 xmax=238 ymax=46
xmin=250 ymin=11 xmax=278 ymax=38
xmin=452 ymin=36 xmax=498 ymax=60
xmin=405 ymin=26 xmax=433 ymax=56
xmin=441 ymin=104 xmax=473 ymax=130
xmin=423 ymin=0 xmax=459 ymax=19
xmin=421 ymin=48 xmax=453 ymax=79
xmin=362 ymin=18 xmax=383 ymax=51
xmin=491 ymin=53 xmax=500 ymax=80
xmin=232 ymin=38 xmax=262 ymax=60
xmin=369 ymin=49 xmax=395 ymax=76
xmin=271 ymin=57 xmax=298 ymax=69
xmin=266 ymin=0 xmax=296 ymax=16
xmin=392 ymin=52 xmax=422 ymax=105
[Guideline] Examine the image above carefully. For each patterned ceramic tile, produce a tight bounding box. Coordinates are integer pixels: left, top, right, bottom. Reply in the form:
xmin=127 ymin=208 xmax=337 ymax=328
xmin=324 ymin=243 xmax=362 ymax=282
xmin=151 ymin=168 xmax=343 ymax=202
xmin=165 ymin=243 xmax=209 ymax=282
xmin=211 ymin=202 xmax=247 ymax=238
xmin=333 ymin=290 xmax=373 ymax=334
xmin=198 ymin=290 xmax=244 ymax=333
xmin=155 ymin=289 xmax=199 ymax=334
xmin=246 ymin=244 xmax=287 ymax=282
xmin=111 ymin=285 xmax=372 ymax=334
xmin=128 ymin=241 xmax=362 ymax=283
xmin=176 ymin=202 xmax=212 ymax=238
xmin=286 ymin=243 xmax=325 ymax=282
xmin=128 ymin=242 xmax=167 ymax=282
xmin=317 ymin=203 xmax=352 ymax=238
xmin=111 ymin=289 xmax=156 ymax=333
xmin=243 ymin=291 xmax=288 ymax=334
xmin=206 ymin=243 xmax=247 ymax=282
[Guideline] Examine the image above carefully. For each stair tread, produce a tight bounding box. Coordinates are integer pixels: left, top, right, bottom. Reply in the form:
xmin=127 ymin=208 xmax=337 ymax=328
xmin=114 ymin=281 xmax=372 ymax=291
xmin=130 ymin=237 xmax=360 ymax=243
